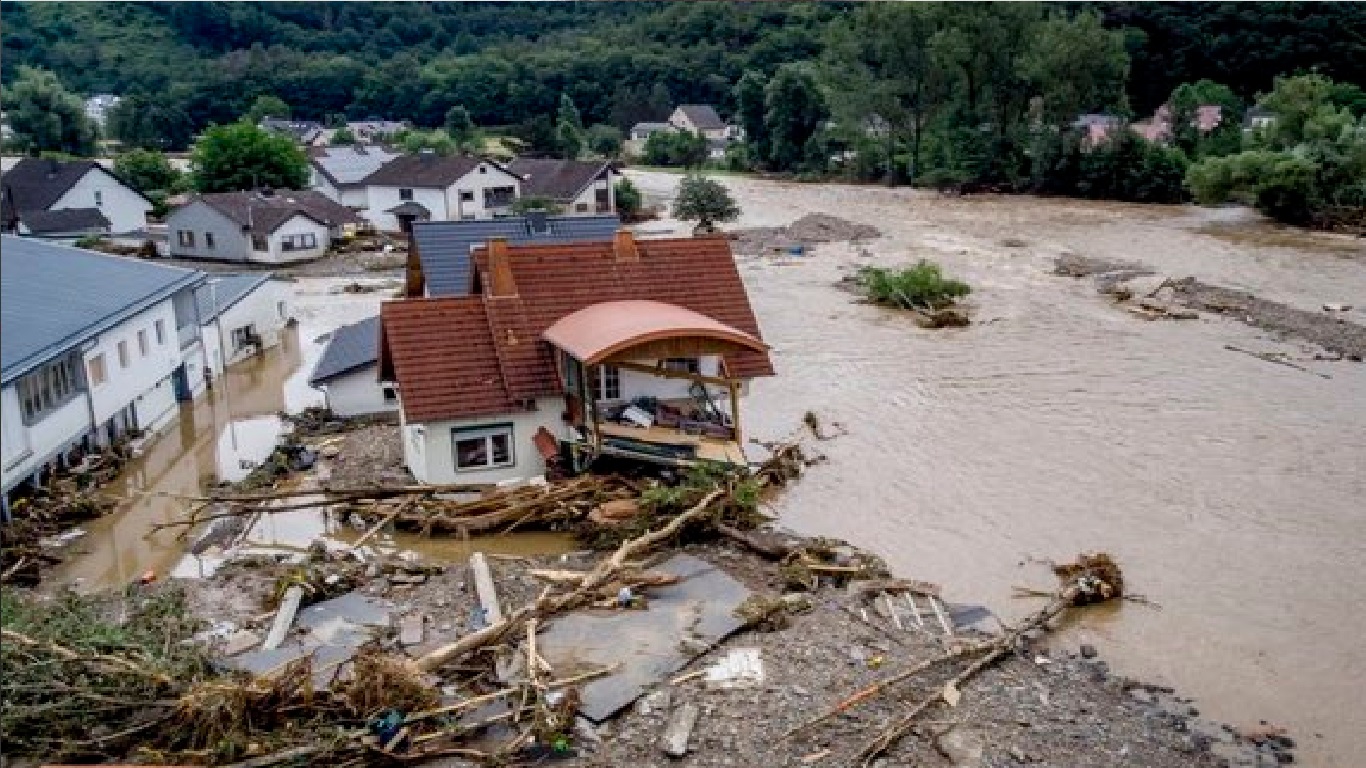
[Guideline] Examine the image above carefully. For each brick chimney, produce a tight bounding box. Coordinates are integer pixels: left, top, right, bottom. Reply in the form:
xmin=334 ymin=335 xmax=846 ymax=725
xmin=487 ymin=237 xmax=517 ymax=297
xmin=613 ymin=229 xmax=639 ymax=262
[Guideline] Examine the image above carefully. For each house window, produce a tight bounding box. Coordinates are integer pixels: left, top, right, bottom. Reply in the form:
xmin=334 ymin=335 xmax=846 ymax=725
xmin=205 ymin=232 xmax=215 ymax=249
xmin=94 ymin=190 xmax=103 ymax=206
xmin=663 ymin=358 xmax=700 ymax=375
xmin=17 ymin=357 xmax=79 ymax=424
xmin=595 ymin=365 xmax=621 ymax=401
xmin=452 ymin=425 xmax=514 ymax=471
xmin=484 ymin=186 xmax=516 ymax=208
xmin=277 ymin=301 xmax=287 ymax=319
xmin=138 ymin=330 xmax=149 ymax=356
xmin=280 ymin=233 xmax=317 ymax=251
xmin=459 ymin=190 xmax=474 ymax=202
xmin=154 ymin=320 xmax=165 ymax=345
xmin=382 ymin=385 xmax=397 ymax=403
xmin=231 ymin=325 xmax=258 ymax=351
xmin=177 ymin=230 xmax=195 ymax=248
xmin=117 ymin=341 xmax=129 ymax=368
xmin=88 ymin=354 xmax=108 ymax=387
xmin=251 ymin=234 xmax=269 ymax=251
xmin=575 ymin=203 xmax=589 ymax=212
xmin=399 ymin=188 xmax=414 ymax=201
xmin=479 ymin=166 xmax=487 ymax=174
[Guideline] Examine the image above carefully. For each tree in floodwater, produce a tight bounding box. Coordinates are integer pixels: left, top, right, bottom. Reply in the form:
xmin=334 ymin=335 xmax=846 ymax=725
xmin=672 ymin=174 xmax=741 ymax=232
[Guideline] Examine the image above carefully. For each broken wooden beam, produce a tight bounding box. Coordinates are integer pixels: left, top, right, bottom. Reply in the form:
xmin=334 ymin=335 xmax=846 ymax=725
xmin=660 ymin=702 xmax=701 ymax=758
xmin=262 ymin=585 xmax=304 ymax=650
xmin=469 ymin=552 xmax=503 ymax=625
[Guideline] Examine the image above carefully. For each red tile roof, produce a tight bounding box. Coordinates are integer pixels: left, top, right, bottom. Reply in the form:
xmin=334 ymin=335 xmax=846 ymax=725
xmin=380 ymin=234 xmax=774 ymax=423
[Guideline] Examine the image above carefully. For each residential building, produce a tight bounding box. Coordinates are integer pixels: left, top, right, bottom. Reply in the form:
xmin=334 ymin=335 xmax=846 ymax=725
xmin=357 ymin=153 xmax=522 ymax=233
xmin=308 ymin=316 xmax=396 ymax=417
xmin=165 ymin=189 xmax=362 ymax=264
xmin=260 ymin=117 xmax=325 ymax=145
xmin=669 ymin=105 xmax=729 ymax=141
xmin=1072 ymin=114 xmax=1124 ymax=147
xmin=629 ymin=122 xmax=673 ymax=143
xmin=1244 ymin=105 xmax=1276 ymax=131
xmin=196 ymin=273 xmax=293 ymax=378
xmin=406 ymin=213 xmax=622 ymax=298
xmin=379 ymin=231 xmax=774 ymax=486
xmin=1 ymin=158 xmax=152 ymax=236
xmin=505 ymin=158 xmax=618 ymax=215
xmin=2 ymin=237 xmax=206 ymax=512
xmin=309 ymin=145 xmax=401 ymax=209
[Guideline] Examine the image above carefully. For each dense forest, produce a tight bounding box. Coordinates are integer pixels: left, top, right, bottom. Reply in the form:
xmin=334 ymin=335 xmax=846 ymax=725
xmin=3 ymin=2 xmax=1363 ymax=132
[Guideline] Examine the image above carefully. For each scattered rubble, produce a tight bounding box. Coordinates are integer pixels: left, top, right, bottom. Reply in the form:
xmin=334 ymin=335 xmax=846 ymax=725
xmin=731 ymin=214 xmax=881 ymax=256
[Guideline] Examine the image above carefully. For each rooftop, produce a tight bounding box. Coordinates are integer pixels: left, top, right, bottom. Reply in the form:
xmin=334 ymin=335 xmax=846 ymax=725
xmin=360 ymin=154 xmax=509 ymax=188
xmin=310 ymin=145 xmax=401 ymax=187
xmin=506 ymin=158 xmax=613 ymax=203
xmin=1 ymin=236 xmax=204 ymax=383
xmin=181 ymin=189 xmax=361 ymax=234
xmin=195 ymin=273 xmax=274 ymax=324
xmin=674 ymin=105 xmax=725 ymax=130
xmin=409 ymin=214 xmax=622 ymax=297
xmin=17 ymin=207 xmax=110 ymax=235
xmin=1 ymin=158 xmax=143 ymax=226
xmin=309 ymin=315 xmax=380 ymax=385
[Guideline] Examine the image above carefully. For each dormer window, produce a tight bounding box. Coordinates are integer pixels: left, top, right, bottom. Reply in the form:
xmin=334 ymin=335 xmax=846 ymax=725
xmin=399 ymin=188 xmax=414 ymax=201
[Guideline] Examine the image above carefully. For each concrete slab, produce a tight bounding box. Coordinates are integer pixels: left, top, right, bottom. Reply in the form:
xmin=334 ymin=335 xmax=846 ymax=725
xmin=400 ymin=614 xmax=425 ymax=646
xmin=537 ymin=554 xmax=752 ymax=722
xmin=227 ymin=592 xmax=391 ymax=687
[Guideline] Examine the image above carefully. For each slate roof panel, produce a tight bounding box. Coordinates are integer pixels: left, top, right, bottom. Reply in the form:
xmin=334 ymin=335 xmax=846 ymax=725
xmin=309 ymin=315 xmax=381 ymax=385
xmin=506 ymin=158 xmax=610 ymax=203
xmin=676 ymin=105 xmax=725 ymax=130
xmin=310 ymin=146 xmax=401 ymax=187
xmin=20 ymin=207 xmax=111 ymax=234
xmin=359 ymin=154 xmax=485 ymax=188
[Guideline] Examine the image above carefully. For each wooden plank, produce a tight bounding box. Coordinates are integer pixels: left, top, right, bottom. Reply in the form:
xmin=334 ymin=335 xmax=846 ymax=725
xmin=469 ymin=552 xmax=503 ymax=625
xmin=904 ymin=593 xmax=926 ymax=630
xmin=659 ymin=702 xmax=701 ymax=758
xmin=613 ymin=360 xmax=739 ymax=388
xmin=263 ymin=585 xmax=304 ymax=650
xmin=928 ymin=595 xmax=954 ymax=636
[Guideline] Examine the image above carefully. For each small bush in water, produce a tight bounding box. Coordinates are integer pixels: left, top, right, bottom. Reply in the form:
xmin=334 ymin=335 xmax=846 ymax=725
xmin=859 ymin=261 xmax=971 ymax=310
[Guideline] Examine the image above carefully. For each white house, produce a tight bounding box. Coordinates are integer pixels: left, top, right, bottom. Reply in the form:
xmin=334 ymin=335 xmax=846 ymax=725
xmin=668 ymin=105 xmax=729 ymax=141
xmin=166 ymin=190 xmax=362 ymax=264
xmin=505 ymin=158 xmax=618 ymax=215
xmin=309 ymin=145 xmax=401 ymax=209
xmin=2 ymin=236 xmax=206 ymax=516
xmin=196 ymin=273 xmax=293 ymax=379
xmin=357 ymin=153 xmax=522 ymax=233
xmin=308 ymin=316 xmax=397 ymax=417
xmin=1 ymin=158 xmax=152 ymax=236
xmin=379 ymin=232 xmax=774 ymax=486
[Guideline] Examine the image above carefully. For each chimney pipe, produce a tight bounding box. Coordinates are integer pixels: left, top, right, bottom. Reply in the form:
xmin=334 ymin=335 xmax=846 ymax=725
xmin=487 ymin=237 xmax=517 ymax=297
xmin=613 ymin=229 xmax=639 ymax=262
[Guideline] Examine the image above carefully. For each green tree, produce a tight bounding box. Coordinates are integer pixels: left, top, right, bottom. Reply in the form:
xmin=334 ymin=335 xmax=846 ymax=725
xmin=585 ymin=124 xmax=623 ymax=157
xmin=445 ymin=105 xmax=477 ymax=148
xmin=1255 ymin=74 xmax=1338 ymax=150
xmin=395 ymin=127 xmax=457 ymax=155
xmin=191 ymin=121 xmax=309 ymax=192
xmin=556 ymin=93 xmax=585 ymax=159
xmin=1168 ymin=80 xmax=1243 ymax=158
xmin=1 ymin=66 xmax=97 ymax=155
xmin=614 ymin=177 xmax=644 ymax=220
xmin=764 ymin=64 xmax=827 ymax=172
xmin=1021 ymin=11 xmax=1129 ymax=126
xmin=643 ymin=130 xmax=707 ymax=168
xmin=244 ymin=94 xmax=291 ymax=124
xmin=672 ymin=174 xmax=741 ymax=231
xmin=113 ymin=148 xmax=182 ymax=193
xmin=331 ymin=126 xmax=356 ymax=145
xmin=107 ymin=93 xmax=195 ymax=151
xmin=734 ymin=71 xmax=770 ymax=166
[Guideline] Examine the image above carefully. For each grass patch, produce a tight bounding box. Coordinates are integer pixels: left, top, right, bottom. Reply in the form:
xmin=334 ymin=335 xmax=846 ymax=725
xmin=858 ymin=261 xmax=972 ymax=311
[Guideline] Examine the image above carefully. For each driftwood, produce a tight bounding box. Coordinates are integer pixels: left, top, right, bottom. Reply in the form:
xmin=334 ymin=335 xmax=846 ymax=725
xmin=411 ymin=488 xmax=726 ymax=675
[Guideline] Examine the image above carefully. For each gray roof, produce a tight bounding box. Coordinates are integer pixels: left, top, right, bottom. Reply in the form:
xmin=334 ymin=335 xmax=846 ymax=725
xmin=361 ymin=153 xmax=510 ymax=188
xmin=675 ymin=105 xmax=725 ymax=130
xmin=309 ymin=315 xmax=379 ymax=385
xmin=195 ymin=273 xmax=273 ymax=323
xmin=181 ymin=190 xmax=362 ymax=234
xmin=1 ymin=158 xmax=147 ymax=228
xmin=631 ymin=122 xmax=671 ymax=134
xmin=1 ymin=236 xmax=204 ymax=383
xmin=310 ymin=145 xmax=401 ymax=187
xmin=506 ymin=158 xmax=612 ymax=203
xmin=411 ymin=214 xmax=622 ymax=297
xmin=19 ymin=207 xmax=111 ymax=235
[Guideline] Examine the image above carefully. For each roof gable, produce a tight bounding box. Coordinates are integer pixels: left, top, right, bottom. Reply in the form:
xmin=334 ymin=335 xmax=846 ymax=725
xmin=379 ymin=297 xmax=513 ymax=422
xmin=360 ymin=154 xmax=514 ymax=188
xmin=506 ymin=158 xmax=611 ymax=203
xmin=2 ymin=158 xmax=104 ymax=215
xmin=310 ymin=315 xmax=381 ymax=384
xmin=674 ymin=105 xmax=725 ymax=130
xmin=195 ymin=273 xmax=273 ymax=323
xmin=182 ymin=190 xmax=361 ymax=234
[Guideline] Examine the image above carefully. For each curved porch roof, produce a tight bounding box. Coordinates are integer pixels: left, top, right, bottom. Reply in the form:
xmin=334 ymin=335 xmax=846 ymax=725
xmin=542 ymin=299 xmax=767 ymax=366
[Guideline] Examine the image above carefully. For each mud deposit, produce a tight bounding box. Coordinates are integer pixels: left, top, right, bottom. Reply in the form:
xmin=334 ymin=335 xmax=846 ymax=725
xmin=630 ymin=171 xmax=1365 ymax=768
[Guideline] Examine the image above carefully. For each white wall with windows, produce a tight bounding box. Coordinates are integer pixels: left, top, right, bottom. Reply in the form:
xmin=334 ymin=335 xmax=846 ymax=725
xmin=200 ymin=280 xmax=293 ymax=378
xmin=362 ymin=163 xmax=522 ymax=232
xmin=83 ymin=298 xmax=187 ymax=439
xmin=260 ymin=216 xmax=329 ymax=263
xmin=166 ymin=202 xmax=250 ymax=261
xmin=401 ymin=397 xmax=564 ymax=485
xmin=50 ymin=167 xmax=152 ymax=234
xmin=565 ymin=170 xmax=618 ymax=215
xmin=363 ymin=186 xmax=447 ymax=232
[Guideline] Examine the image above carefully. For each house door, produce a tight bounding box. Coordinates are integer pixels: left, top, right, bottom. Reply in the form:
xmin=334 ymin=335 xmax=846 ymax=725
xmin=398 ymin=214 xmax=416 ymax=234
xmin=172 ymin=364 xmax=192 ymax=402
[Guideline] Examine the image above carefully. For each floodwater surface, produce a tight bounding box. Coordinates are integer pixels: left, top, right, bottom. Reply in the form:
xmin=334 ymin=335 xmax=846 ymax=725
xmin=631 ymin=172 xmax=1365 ymax=768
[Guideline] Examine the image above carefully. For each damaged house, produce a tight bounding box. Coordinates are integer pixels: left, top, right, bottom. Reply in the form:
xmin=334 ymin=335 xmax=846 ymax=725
xmin=379 ymin=231 xmax=773 ymax=485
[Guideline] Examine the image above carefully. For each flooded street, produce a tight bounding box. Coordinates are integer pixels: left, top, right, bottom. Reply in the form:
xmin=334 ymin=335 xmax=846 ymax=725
xmin=633 ymin=172 xmax=1365 ymax=767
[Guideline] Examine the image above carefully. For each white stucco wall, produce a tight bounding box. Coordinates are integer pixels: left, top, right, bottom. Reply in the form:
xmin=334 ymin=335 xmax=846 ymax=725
xmin=201 ymin=280 xmax=292 ymax=376
xmin=260 ymin=215 xmax=330 ymax=263
xmin=402 ymin=397 xmax=565 ymax=486
xmin=50 ymin=167 xmax=152 ymax=234
xmin=363 ymin=186 xmax=448 ymax=232
xmin=362 ymin=162 xmax=522 ymax=232
xmin=1 ymin=384 xmax=90 ymax=492
xmin=319 ymin=365 xmax=397 ymax=417
xmin=83 ymin=300 xmax=185 ymax=431
xmin=565 ymin=170 xmax=618 ymax=215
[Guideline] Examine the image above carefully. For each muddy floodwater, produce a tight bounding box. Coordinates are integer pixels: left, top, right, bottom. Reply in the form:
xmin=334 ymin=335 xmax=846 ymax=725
xmin=631 ymin=172 xmax=1363 ymax=768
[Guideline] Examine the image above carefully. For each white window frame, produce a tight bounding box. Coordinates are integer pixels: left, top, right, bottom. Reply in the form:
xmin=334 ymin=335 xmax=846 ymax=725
xmin=17 ymin=357 xmax=78 ymax=424
xmin=595 ymin=365 xmax=621 ymax=401
xmin=280 ymin=233 xmax=318 ymax=252
xmin=205 ymin=231 xmax=215 ymax=249
xmin=138 ymin=329 xmax=149 ymax=357
xmin=88 ymin=354 xmax=107 ymax=387
xmin=452 ymin=424 xmax=515 ymax=471
xmin=177 ymin=230 xmax=195 ymax=248
xmin=154 ymin=319 xmax=166 ymax=345
xmin=94 ymin=190 xmax=103 ymax=206
xmin=117 ymin=340 xmax=130 ymax=368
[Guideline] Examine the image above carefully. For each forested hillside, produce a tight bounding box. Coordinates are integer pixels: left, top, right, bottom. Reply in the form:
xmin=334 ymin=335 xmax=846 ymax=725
xmin=3 ymin=1 xmax=1362 ymax=133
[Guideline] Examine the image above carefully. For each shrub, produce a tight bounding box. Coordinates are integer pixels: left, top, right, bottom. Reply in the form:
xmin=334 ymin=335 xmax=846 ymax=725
xmin=614 ymin=177 xmax=643 ymax=220
xmin=859 ymin=261 xmax=971 ymax=310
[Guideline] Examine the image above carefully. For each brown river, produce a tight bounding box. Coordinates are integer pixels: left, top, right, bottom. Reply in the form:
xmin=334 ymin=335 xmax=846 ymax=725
xmin=50 ymin=174 xmax=1363 ymax=767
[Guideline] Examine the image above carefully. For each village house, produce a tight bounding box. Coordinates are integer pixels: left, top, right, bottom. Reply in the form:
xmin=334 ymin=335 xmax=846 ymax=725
xmin=1 ymin=157 xmax=152 ymax=237
xmin=505 ymin=158 xmax=619 ymax=214
xmin=379 ymin=231 xmax=774 ymax=486
xmin=406 ymin=213 xmax=622 ymax=298
xmin=165 ymin=189 xmax=362 ymax=264
xmin=1 ymin=237 xmax=207 ymax=516
xmin=259 ymin=117 xmax=325 ymax=145
xmin=308 ymin=316 xmax=397 ymax=417
xmin=309 ymin=145 xmax=402 ymax=210
xmin=1244 ymin=105 xmax=1276 ymax=132
xmin=357 ymin=152 xmax=522 ymax=233
xmin=668 ymin=105 xmax=731 ymax=141
xmin=196 ymin=273 xmax=293 ymax=379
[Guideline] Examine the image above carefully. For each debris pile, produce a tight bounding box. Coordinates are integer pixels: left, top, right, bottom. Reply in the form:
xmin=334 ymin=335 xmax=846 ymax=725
xmin=731 ymin=214 xmax=881 ymax=256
